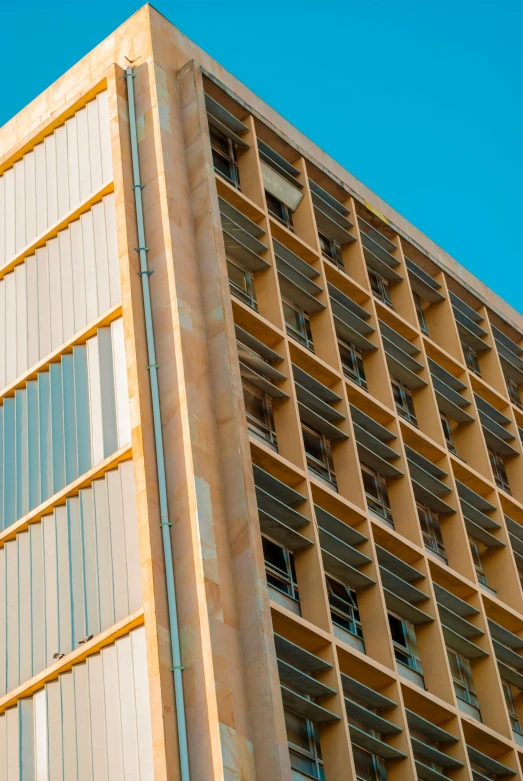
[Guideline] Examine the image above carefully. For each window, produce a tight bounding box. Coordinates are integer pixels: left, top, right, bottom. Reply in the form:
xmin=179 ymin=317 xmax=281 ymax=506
xmin=410 ymin=730 xmax=446 ymax=777
xmin=210 ymin=127 xmax=240 ymax=188
xmin=506 ymin=375 xmax=522 ymax=409
xmin=302 ymin=424 xmax=337 ymax=488
xmin=440 ymin=412 xmax=456 ymax=454
xmin=368 ymin=268 xmax=392 ymax=308
xmin=462 ymin=342 xmax=481 ymax=376
xmin=338 ymin=339 xmax=367 ymax=390
xmin=468 ymin=536 xmax=488 ymax=586
xmin=392 ymin=379 xmax=417 ymax=426
xmin=361 ymin=466 xmax=393 ymax=524
xmin=413 ymin=292 xmax=429 ymax=335
xmin=352 ymin=745 xmax=387 ymax=781
xmin=242 ymin=380 xmax=277 ymax=448
xmin=417 ymin=503 xmax=446 ymax=560
xmin=318 ymin=231 xmax=343 ymax=269
xmin=502 ymin=680 xmax=523 ymax=735
xmin=388 ymin=613 xmax=423 ymax=675
xmin=284 ymin=708 xmax=324 ymax=780
xmin=446 ymin=648 xmax=479 ymax=708
xmin=262 ymin=535 xmax=299 ymax=602
xmin=469 ymin=764 xmax=497 ymax=781
xmin=265 ymin=190 xmax=294 ymax=230
xmin=326 ymin=576 xmax=364 ymax=643
xmin=283 ymin=299 xmax=314 ymax=352
xmin=227 ymin=258 xmax=257 ymax=309
xmin=488 ymin=448 xmax=511 ymax=493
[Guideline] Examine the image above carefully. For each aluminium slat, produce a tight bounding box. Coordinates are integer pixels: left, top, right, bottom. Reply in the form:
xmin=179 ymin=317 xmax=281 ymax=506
xmin=103 ymin=643 xmax=126 ymax=781
xmin=318 ymin=527 xmax=370 ymax=569
xmin=487 ymin=618 xmax=523 ymax=649
xmin=18 ymin=532 xmax=32 ymax=686
xmin=384 ymin=351 xmax=427 ymax=389
xmin=375 ymin=545 xmax=422 ymax=583
xmin=93 ymin=477 xmax=115 ymax=629
xmin=93 ymin=200 xmax=111 ymax=314
xmin=459 ymin=498 xmax=499 ymax=531
xmin=29 ymin=524 xmax=45 ymax=677
xmin=205 ymin=94 xmax=249 ymax=144
xmin=62 ymin=353 xmax=78 ymax=485
xmin=435 ymin=388 xmax=474 ymax=424
xmin=130 ymin=628 xmax=155 ymax=780
xmin=14 ymin=160 xmax=26 ymax=255
xmin=295 ymin=382 xmax=344 ymax=422
xmin=80 ymin=486 xmax=101 ymax=637
xmin=0 ymin=550 xmax=5 ymax=696
xmin=298 ymin=401 xmax=348 ymax=440
xmin=405 ymin=709 xmax=456 ymax=743
xmin=309 ymin=180 xmax=350 ymax=217
xmin=6 ymin=541 xmax=19 ymax=692
xmin=433 ymin=583 xmax=478 ymax=617
xmin=464 ymin=516 xmax=504 ymax=548
xmin=281 ymin=685 xmax=339 ymax=723
xmin=104 ymin=195 xmax=121 ymax=307
xmin=4 ymin=168 xmax=15 ymax=263
xmin=457 ymin=320 xmax=490 ymax=352
xmin=380 ymin=567 xmax=428 ymax=604
xmin=59 ymin=226 xmax=75 ymax=343
xmin=43 ymin=513 xmax=59 ymax=667
xmin=341 ymin=675 xmax=396 ymax=709
xmin=467 ymin=745 xmax=515 ymax=776
xmin=237 ymin=349 xmax=286 ymax=382
xmin=37 ymin=371 xmax=52 ymax=505
xmin=258 ymin=141 xmax=300 ymax=181
xmin=252 ymin=464 xmax=305 ymax=506
xmin=3 ymin=398 xmax=16 ymax=528
xmin=74 ymin=662 xmax=94 ymax=781
xmin=66 ymin=115 xmax=80 ymax=209
xmin=81 ymin=210 xmax=98 ymax=324
xmin=334 ymin=316 xmax=376 ymax=353
xmin=364 ymin=249 xmax=402 ymax=282
xmin=34 ymin=689 xmax=48 ymax=781
xmin=345 ymin=699 xmax=401 ymax=734
xmin=69 ymin=497 xmax=87 ymax=645
xmin=15 ymin=390 xmax=29 ymax=519
xmin=15 ymin=263 xmax=28 ymax=377
xmin=56 ymin=506 xmax=73 ymax=657
xmin=278 ymin=658 xmax=335 ymax=699
xmin=450 ymin=293 xmax=483 ymax=323
xmin=107 ymin=469 xmax=129 ymax=622
xmin=411 ymin=737 xmax=463 ymax=768
xmin=34 ymin=143 xmax=47 ymax=239
xmin=5 ymin=272 xmax=16 ymax=384
xmin=97 ymin=327 xmax=118 ymax=458
xmin=0 ymin=174 xmax=5 ymax=268
xmin=44 ymin=133 xmax=58 ymax=230
xmin=46 ymin=680 xmax=64 ymax=781
xmin=70 ymin=218 xmax=88 ymax=333
xmin=235 ymin=325 xmax=283 ymax=363
xmin=358 ymin=217 xmax=396 ymax=252
xmin=411 ymin=479 xmax=455 ymax=515
xmin=273 ymin=240 xmax=318 ymax=279
xmin=405 ymin=259 xmax=445 ymax=304
xmin=48 ymin=236 xmax=63 ymax=351
xmin=116 ymin=634 xmax=141 ymax=781
xmin=293 ymin=365 xmax=341 ymax=403
xmin=349 ymin=724 xmax=406 ymax=760
xmin=111 ymin=319 xmax=132 ymax=449
xmin=315 ymin=505 xmax=367 ymax=547
xmin=55 ymin=124 xmax=70 ymax=219
xmin=87 ymin=98 xmax=103 ymax=195
xmin=314 ymin=205 xmax=354 ymax=245
xmin=76 ymin=106 xmax=92 ymax=203
xmin=120 ymin=462 xmax=144 ymax=612
xmin=6 ymin=706 xmax=20 ymax=781
xmin=239 ymin=361 xmax=288 ymax=398
xmin=437 ymin=604 xmax=483 ymax=639
xmin=87 ymin=652 xmax=109 ymax=781
xmin=274 ymin=633 xmax=331 ymax=673
xmin=494 ymin=641 xmax=523 ymax=670
xmin=0 ymin=713 xmax=5 ymax=781
xmin=255 ymin=486 xmax=309 ymax=530
xmin=497 ymin=660 xmax=523 ymax=690
xmin=87 ymin=334 xmax=104 ymax=466
xmin=50 ymin=362 xmax=65 ymax=494
xmin=36 ymin=246 xmax=51 ymax=361
xmin=61 ymin=671 xmax=79 ymax=781
xmin=97 ymin=92 xmax=113 ymax=184
xmin=277 ymin=265 xmax=324 ymax=312
xmin=383 ymin=588 xmax=433 ymax=625
xmin=73 ymin=345 xmax=92 ymax=477
xmin=442 ymin=625 xmax=487 ymax=658
xmin=26 ymin=254 xmax=39 ymax=371
xmin=322 ymin=549 xmax=375 ymax=590
xmin=19 ymin=697 xmax=35 ymax=781
xmin=355 ymin=440 xmax=404 ymax=479
xmin=0 ymin=278 xmax=5 ymax=388
xmin=259 ymin=510 xmax=312 ymax=552
xmin=223 ymin=230 xmax=269 ymax=272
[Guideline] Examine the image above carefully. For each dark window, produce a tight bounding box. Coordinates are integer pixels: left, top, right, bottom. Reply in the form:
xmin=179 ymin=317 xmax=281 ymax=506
xmin=318 ymin=231 xmax=343 ymax=269
xmin=284 ymin=708 xmax=324 ymax=780
xmin=361 ymin=466 xmax=393 ymax=524
xmin=417 ymin=503 xmax=446 ymax=560
xmin=262 ymin=535 xmax=299 ymax=601
xmin=326 ymin=576 xmax=364 ymax=642
xmin=506 ymin=375 xmax=522 ymax=409
xmin=469 ymin=536 xmax=488 ymax=586
xmin=210 ymin=127 xmax=240 ymax=188
xmin=368 ymin=268 xmax=392 ymax=308
xmin=352 ymin=745 xmax=387 ymax=781
xmin=282 ymin=299 xmax=314 ymax=352
xmin=488 ymin=448 xmax=511 ymax=493
xmin=413 ymin=292 xmax=429 ymax=335
xmin=302 ymin=424 xmax=337 ymax=488
xmin=265 ymin=191 xmax=294 ymax=231
xmin=462 ymin=342 xmax=481 ymax=376
xmin=227 ymin=258 xmax=257 ymax=310
xmin=440 ymin=412 xmax=457 ymax=454
xmin=338 ymin=339 xmax=367 ymax=390
xmin=446 ymin=647 xmax=478 ymax=708
xmin=242 ymin=380 xmax=277 ymax=448
xmin=392 ymin=379 xmax=417 ymax=426
xmin=502 ymin=680 xmax=523 ymax=735
xmin=388 ymin=614 xmax=423 ymax=674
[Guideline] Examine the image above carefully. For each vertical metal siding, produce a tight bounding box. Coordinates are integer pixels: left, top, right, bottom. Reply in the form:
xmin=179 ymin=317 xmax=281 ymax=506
xmin=0 ymin=92 xmax=112 ymax=270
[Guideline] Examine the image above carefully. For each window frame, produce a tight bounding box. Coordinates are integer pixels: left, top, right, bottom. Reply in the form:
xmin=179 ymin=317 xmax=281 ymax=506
xmin=282 ymin=298 xmax=315 ymax=352
xmin=302 ymin=423 xmax=337 ymax=489
xmin=352 ymin=744 xmax=387 ymax=781
xmin=318 ymin=231 xmax=344 ymax=269
xmin=326 ymin=575 xmax=364 ymax=642
xmin=226 ymin=256 xmax=257 ymax=310
xmin=388 ymin=613 xmax=423 ymax=674
xmin=417 ymin=502 xmax=446 ymax=560
xmin=210 ymin=126 xmax=240 ymax=189
xmin=413 ymin=292 xmax=429 ymax=335
xmin=502 ymin=680 xmax=523 ymax=735
xmin=368 ymin=267 xmax=392 ymax=308
xmin=506 ymin=374 xmax=523 ymax=409
xmin=361 ymin=465 xmax=393 ymax=524
xmin=440 ymin=412 xmax=457 ymax=454
xmin=392 ymin=378 xmax=418 ymax=426
xmin=446 ymin=647 xmax=479 ymax=708
xmin=284 ymin=708 xmax=325 ymax=780
xmin=488 ymin=447 xmax=511 ymax=493
xmin=338 ymin=338 xmax=368 ymax=390
xmin=468 ymin=535 xmax=488 ymax=586
xmin=462 ymin=342 xmax=481 ymax=376
xmin=241 ymin=378 xmax=277 ymax=449
xmin=265 ymin=190 xmax=294 ymax=231
xmin=262 ymin=533 xmax=299 ymax=603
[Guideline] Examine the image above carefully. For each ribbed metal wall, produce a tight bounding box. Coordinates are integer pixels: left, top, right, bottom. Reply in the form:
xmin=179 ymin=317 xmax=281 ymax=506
xmin=0 ymin=318 xmax=131 ymax=531
xmin=0 ymin=91 xmax=112 ymax=269
xmin=0 ymin=460 xmax=141 ymax=695
xmin=0 ymin=627 xmax=154 ymax=781
xmin=0 ymin=193 xmax=120 ymax=389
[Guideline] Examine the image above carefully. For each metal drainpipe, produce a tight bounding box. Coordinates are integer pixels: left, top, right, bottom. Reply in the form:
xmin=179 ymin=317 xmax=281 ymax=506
xmin=124 ymin=66 xmax=190 ymax=781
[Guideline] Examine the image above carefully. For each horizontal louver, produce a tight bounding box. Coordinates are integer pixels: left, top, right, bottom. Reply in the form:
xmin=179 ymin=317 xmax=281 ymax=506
xmin=0 ymin=461 xmax=141 ymax=695
xmin=0 ymin=319 xmax=130 ymax=531
xmin=0 ymin=92 xmax=112 ymax=269
xmin=0 ymin=628 xmax=154 ymax=781
xmin=0 ymin=193 xmax=120 ymax=389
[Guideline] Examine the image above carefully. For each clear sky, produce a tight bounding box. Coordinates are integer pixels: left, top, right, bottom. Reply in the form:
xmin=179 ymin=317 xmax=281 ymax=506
xmin=2 ymin=1 xmax=522 ymax=314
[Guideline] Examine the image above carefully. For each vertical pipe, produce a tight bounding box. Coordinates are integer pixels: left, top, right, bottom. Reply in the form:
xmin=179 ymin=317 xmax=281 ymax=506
xmin=124 ymin=67 xmax=190 ymax=781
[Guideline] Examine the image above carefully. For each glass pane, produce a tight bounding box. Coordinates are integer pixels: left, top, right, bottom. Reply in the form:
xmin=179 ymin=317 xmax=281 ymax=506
xmin=388 ymin=614 xmax=407 ymax=648
xmin=285 ymin=709 xmax=310 ymax=752
xmin=361 ymin=468 xmax=380 ymax=502
xmin=303 ymin=426 xmax=325 ymax=464
xmin=227 ymin=260 xmax=249 ymax=292
xmin=262 ymin=536 xmax=288 ymax=575
xmin=352 ymin=745 xmax=379 ymax=781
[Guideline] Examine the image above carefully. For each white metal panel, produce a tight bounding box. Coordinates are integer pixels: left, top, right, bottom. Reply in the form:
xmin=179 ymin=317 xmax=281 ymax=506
xmin=4 ymin=168 xmax=16 ymax=262
xmin=49 ymin=362 xmax=65 ymax=494
xmin=6 ymin=706 xmax=20 ymax=781
xmin=103 ymin=194 xmax=120 ymax=307
xmin=45 ymin=680 xmax=63 ymax=781
xmin=92 ymin=200 xmax=110 ymax=314
xmin=66 ymin=116 xmax=80 ymax=210
xmin=29 ymin=524 xmax=45 ymax=677
xmin=15 ymin=390 xmax=29 ymax=519
xmin=0 ymin=174 xmax=5 ymax=269
xmin=87 ymin=653 xmax=108 ymax=781
xmin=15 ymin=262 xmax=28 ymax=377
xmin=36 ymin=247 xmax=51 ymax=361
xmin=0 ymin=273 xmax=5 ymax=389
xmin=18 ymin=532 xmax=32 ymax=686
xmin=19 ymin=697 xmax=34 ymax=781
xmin=26 ymin=254 xmax=39 ymax=371
xmin=102 ymin=644 xmax=125 ymax=781
xmin=97 ymin=327 xmax=118 ymax=458
xmin=34 ymin=143 xmax=47 ymax=239
xmin=76 ymin=107 xmax=91 ymax=203
xmin=87 ymin=99 xmax=102 ymax=195
xmin=86 ymin=334 xmax=103 ymax=465
xmin=42 ymin=513 xmax=59 ymax=667
xmin=60 ymin=671 xmax=78 ymax=781
xmin=107 ymin=469 xmax=128 ymax=622
xmin=70 ymin=218 xmax=87 ymax=334
xmin=37 ymin=372 xmax=52 ymax=504
xmin=73 ymin=663 xmax=93 ymax=781
xmin=34 ymin=689 xmax=48 ymax=781
xmin=24 ymin=151 xmax=36 ymax=250
xmin=61 ymin=353 xmax=78 ymax=485
xmin=44 ymin=134 xmax=58 ymax=229
xmin=47 ymin=237 xmax=63 ymax=351
xmin=6 ymin=540 xmax=19 ymax=692
xmin=131 ymin=628 xmax=155 ymax=781
xmin=93 ymin=478 xmax=114 ymax=629
xmin=81 ymin=210 xmax=98 ymax=324
xmin=116 ymin=634 xmax=140 ymax=781
xmin=68 ymin=497 xmax=86 ymax=644
xmin=97 ymin=92 xmax=112 ymax=184
xmin=55 ymin=125 xmax=70 ymax=220
xmin=79 ymin=486 xmax=100 ymax=638
xmin=27 ymin=380 xmax=40 ymax=510
xmin=0 ymin=550 xmax=6 ymax=697
xmin=0 ymin=709 xmax=5 ymax=781
xmin=5 ymin=271 xmax=16 ymax=385
xmin=111 ymin=318 xmax=131 ymax=448
xmin=3 ymin=398 xmax=16 ymax=528
xmin=55 ymin=506 xmax=72 ymax=656
xmin=14 ymin=159 xmax=26 ymax=254
xmin=72 ymin=345 xmax=92 ymax=477
xmin=120 ymin=462 xmax=142 ymax=611
xmin=58 ymin=227 xmax=74 ymax=344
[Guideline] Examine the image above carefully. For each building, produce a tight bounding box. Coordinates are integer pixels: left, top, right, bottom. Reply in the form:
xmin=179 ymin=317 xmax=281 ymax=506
xmin=0 ymin=4 xmax=523 ymax=780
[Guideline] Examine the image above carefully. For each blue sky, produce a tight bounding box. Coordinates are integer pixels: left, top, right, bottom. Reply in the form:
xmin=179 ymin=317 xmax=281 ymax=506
xmin=2 ymin=1 xmax=522 ymax=313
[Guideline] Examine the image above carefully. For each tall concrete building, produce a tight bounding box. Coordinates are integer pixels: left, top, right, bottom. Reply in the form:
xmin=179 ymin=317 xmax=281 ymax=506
xmin=1 ymin=5 xmax=523 ymax=780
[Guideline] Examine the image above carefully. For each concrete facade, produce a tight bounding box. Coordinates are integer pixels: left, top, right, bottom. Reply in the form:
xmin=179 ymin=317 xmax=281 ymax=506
xmin=1 ymin=6 xmax=523 ymax=781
